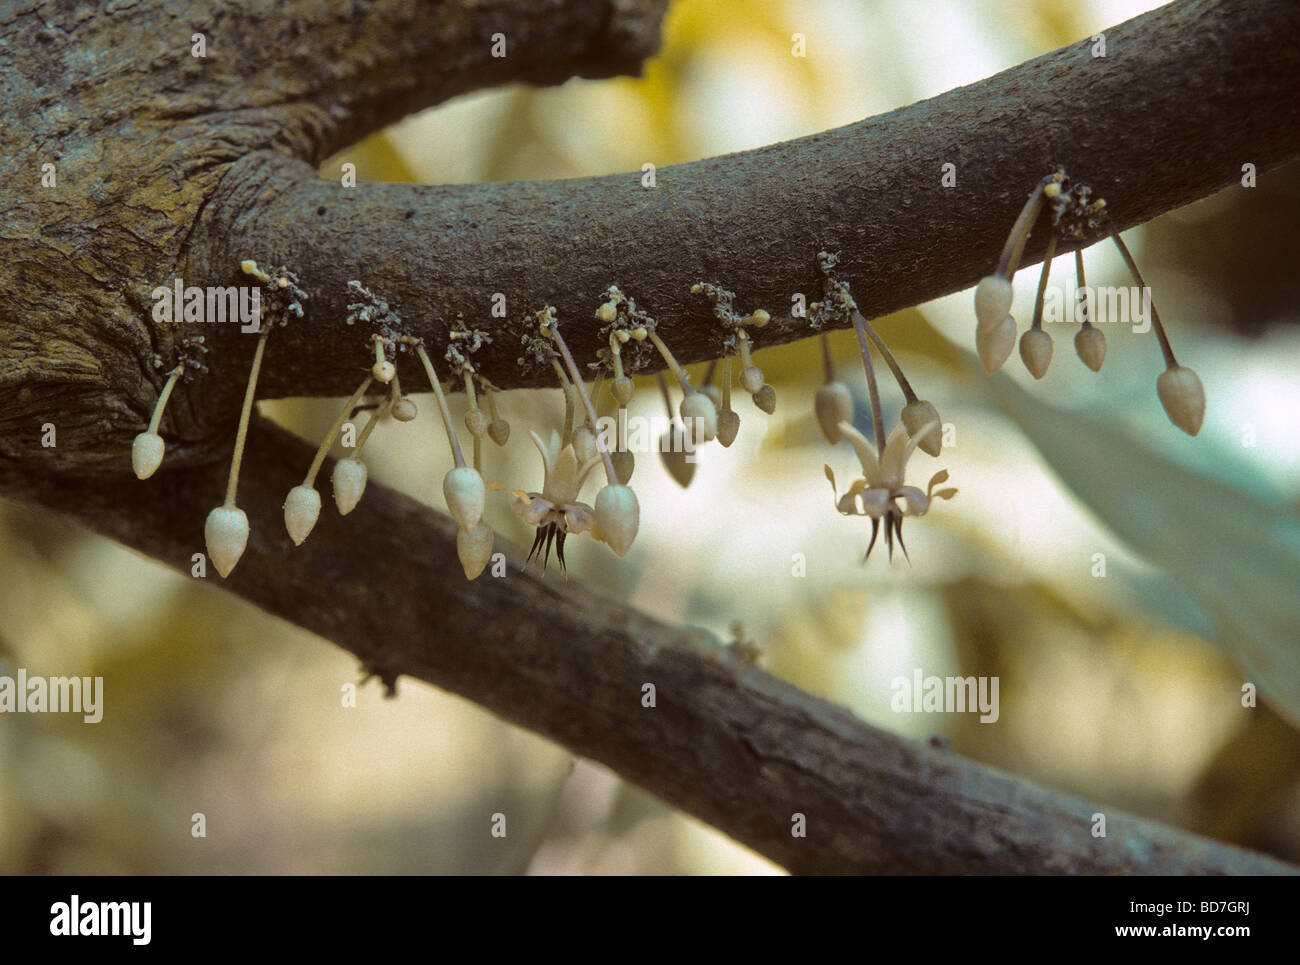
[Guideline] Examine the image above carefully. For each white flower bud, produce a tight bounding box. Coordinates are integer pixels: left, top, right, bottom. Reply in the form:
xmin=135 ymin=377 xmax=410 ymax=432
xmin=716 ymin=408 xmax=740 ymax=448
xmin=680 ymin=391 xmax=718 ymax=444
xmin=595 ymin=484 xmax=639 ymax=557
xmin=132 ymin=432 xmax=165 ymax=480
xmin=815 ymin=382 xmax=854 ymax=445
xmin=456 ymin=521 xmax=494 ymax=580
xmin=464 ymin=408 xmax=488 ymax=438
xmin=283 ymin=484 xmax=321 ymax=546
xmin=739 ymin=365 xmax=764 ymax=394
xmin=901 ymin=399 xmax=943 ymax=457
xmin=392 ymin=398 xmax=418 ymax=421
xmin=204 ymin=505 xmax=249 ymax=579
xmin=372 ymin=359 xmax=396 ymax=383
xmin=612 ymin=376 xmax=635 ymax=407
xmin=1157 ymin=365 xmax=1205 ymax=436
xmin=488 ymin=418 xmax=510 ymax=446
xmin=443 ymin=465 xmax=485 ymax=533
xmin=752 ymin=383 xmax=776 ymax=414
xmin=1074 ymin=326 xmax=1107 ymax=372
xmin=1018 ymin=329 xmax=1053 ymax=380
xmin=976 ymin=314 xmax=1016 ymax=374
xmin=975 ymin=275 xmax=1014 ymax=332
xmin=331 ymin=456 xmax=368 ymax=515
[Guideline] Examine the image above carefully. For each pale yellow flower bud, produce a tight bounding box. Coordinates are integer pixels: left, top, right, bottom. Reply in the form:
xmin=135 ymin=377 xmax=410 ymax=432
xmin=716 ymin=408 xmax=740 ymax=448
xmin=680 ymin=391 xmax=718 ymax=444
xmin=1018 ymin=329 xmax=1053 ymax=380
xmin=739 ymin=365 xmax=764 ymax=394
xmin=372 ymin=360 xmax=396 ymax=383
xmin=464 ymin=408 xmax=488 ymax=438
xmin=612 ymin=377 xmax=635 ymax=406
xmin=131 ymin=432 xmax=164 ymax=480
xmin=443 ymin=466 xmax=485 ymax=533
xmin=595 ymin=484 xmax=639 ymax=557
xmin=392 ymin=398 xmax=418 ymax=422
xmin=204 ymin=505 xmax=249 ymax=579
xmin=975 ymin=275 xmax=1013 ymax=332
xmin=283 ymin=484 xmax=321 ymax=546
xmin=901 ymin=399 xmax=943 ymax=457
xmin=1074 ymin=326 xmax=1107 ymax=372
xmin=660 ymin=428 xmax=696 ymax=488
xmin=456 ymin=521 xmax=494 ymax=580
xmin=1157 ymin=365 xmax=1205 ymax=436
xmin=611 ymin=448 xmax=635 ymax=485
xmin=331 ymin=456 xmax=368 ymax=516
xmin=815 ymin=382 xmax=854 ymax=444
xmin=745 ymin=309 xmax=771 ymax=328
xmin=596 ymin=300 xmax=618 ymax=323
xmin=976 ymin=314 xmax=1016 ymax=374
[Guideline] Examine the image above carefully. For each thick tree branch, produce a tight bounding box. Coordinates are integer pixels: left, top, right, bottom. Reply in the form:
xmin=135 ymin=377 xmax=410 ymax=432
xmin=186 ymin=0 xmax=1300 ymax=406
xmin=10 ymin=419 xmax=1295 ymax=874
xmin=0 ymin=0 xmax=668 ymax=477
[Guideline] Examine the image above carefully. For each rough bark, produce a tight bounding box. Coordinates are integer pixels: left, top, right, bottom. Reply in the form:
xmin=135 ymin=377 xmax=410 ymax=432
xmin=2 ymin=0 xmax=1298 ymax=873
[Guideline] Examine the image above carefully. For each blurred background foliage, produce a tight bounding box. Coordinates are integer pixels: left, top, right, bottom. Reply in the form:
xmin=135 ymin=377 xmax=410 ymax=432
xmin=3 ymin=0 xmax=1298 ymax=874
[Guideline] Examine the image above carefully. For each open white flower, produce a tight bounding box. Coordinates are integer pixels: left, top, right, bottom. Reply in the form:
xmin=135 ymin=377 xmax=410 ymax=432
xmin=824 ymin=420 xmax=956 ymax=561
xmin=512 ymin=430 xmax=601 ymax=569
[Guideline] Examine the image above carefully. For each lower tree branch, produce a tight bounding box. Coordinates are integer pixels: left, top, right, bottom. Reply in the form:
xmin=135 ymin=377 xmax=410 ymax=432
xmin=12 ymin=418 xmax=1295 ymax=874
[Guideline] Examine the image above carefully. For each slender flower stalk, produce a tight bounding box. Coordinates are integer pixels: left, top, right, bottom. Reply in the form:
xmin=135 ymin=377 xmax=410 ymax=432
xmin=482 ymin=377 xmax=510 ymax=445
xmin=412 ymin=339 xmax=484 ymax=532
xmin=204 ymin=330 xmax=269 ymax=579
xmin=716 ymin=354 xmax=740 ymax=448
xmin=225 ymin=331 xmax=269 ymax=507
xmin=551 ymin=358 xmax=576 ymax=445
xmin=1019 ymin=233 xmax=1057 ymax=379
xmin=413 ymin=343 xmax=467 ymax=468
xmin=132 ymin=363 xmax=184 ymax=479
xmin=542 ymin=312 xmax=639 ymax=557
xmin=284 ymin=376 xmax=373 ymax=545
xmin=1110 ymin=227 xmax=1205 ymax=435
xmin=1109 ymin=229 xmax=1176 ymax=367
xmin=850 ymin=311 xmax=887 ymax=455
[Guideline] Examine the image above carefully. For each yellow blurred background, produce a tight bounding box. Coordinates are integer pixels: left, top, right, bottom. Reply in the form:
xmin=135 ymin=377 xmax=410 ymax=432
xmin=3 ymin=0 xmax=1299 ymax=874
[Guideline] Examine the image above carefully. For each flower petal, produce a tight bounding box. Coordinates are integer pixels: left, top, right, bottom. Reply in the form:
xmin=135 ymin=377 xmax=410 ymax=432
xmin=528 ymin=430 xmax=553 ymax=491
xmin=549 ymin=444 xmax=580 ymax=505
xmin=563 ymin=503 xmax=595 ymax=534
xmin=839 ymin=422 xmax=881 ymax=484
xmin=515 ymin=493 xmax=554 ymax=526
xmin=896 ymin=485 xmax=930 ymax=516
xmin=858 ymin=488 xmax=892 ymax=518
